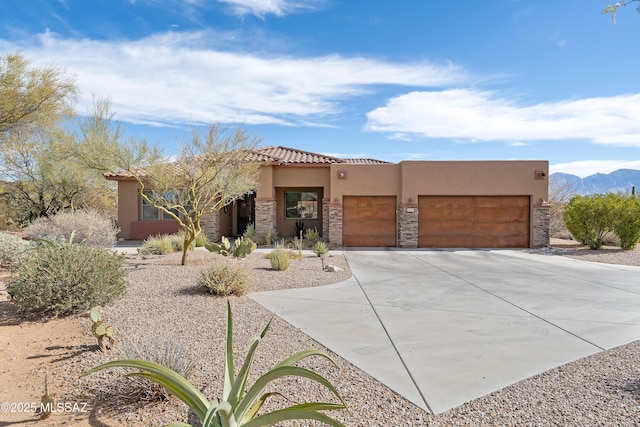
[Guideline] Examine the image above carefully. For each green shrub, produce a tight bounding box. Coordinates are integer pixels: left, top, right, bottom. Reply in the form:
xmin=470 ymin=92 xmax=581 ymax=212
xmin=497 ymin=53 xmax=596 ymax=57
xmin=140 ymin=234 xmax=174 ymax=255
xmin=564 ymin=194 xmax=616 ymax=249
xmin=6 ymin=241 xmax=126 ymax=316
xmin=313 ymin=241 xmax=329 ymax=257
xmin=304 ymin=227 xmax=320 ymax=244
xmin=0 ymin=232 xmax=28 ymax=268
xmin=198 ymin=262 xmax=251 ymax=296
xmin=168 ymin=234 xmax=186 ymax=252
xmin=612 ymin=196 xmax=640 ymax=250
xmin=263 ymin=227 xmax=277 ymax=247
xmin=269 ymin=243 xmax=290 ymax=271
xmin=242 ymin=224 xmax=257 ymax=241
xmin=23 ymin=210 xmax=119 ymax=248
xmin=195 ymin=231 xmax=207 ymax=247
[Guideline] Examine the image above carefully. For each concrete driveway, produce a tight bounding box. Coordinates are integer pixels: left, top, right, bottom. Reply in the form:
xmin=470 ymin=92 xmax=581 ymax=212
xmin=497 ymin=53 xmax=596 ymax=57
xmin=249 ymin=249 xmax=640 ymax=414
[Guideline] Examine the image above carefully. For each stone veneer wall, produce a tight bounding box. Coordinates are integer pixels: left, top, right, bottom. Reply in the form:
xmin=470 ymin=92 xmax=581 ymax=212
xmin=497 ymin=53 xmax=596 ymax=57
xmin=398 ymin=207 xmax=418 ymax=248
xmin=201 ymin=210 xmax=220 ymax=242
xmin=532 ymin=204 xmax=551 ymax=248
xmin=255 ymin=199 xmax=277 ymax=235
xmin=322 ymin=199 xmax=330 ymax=238
xmin=328 ymin=205 xmax=343 ymax=246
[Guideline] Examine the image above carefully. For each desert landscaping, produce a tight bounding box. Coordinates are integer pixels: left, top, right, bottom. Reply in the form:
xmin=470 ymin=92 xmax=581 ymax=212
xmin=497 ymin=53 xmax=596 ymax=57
xmin=1 ymin=239 xmax=639 ymax=427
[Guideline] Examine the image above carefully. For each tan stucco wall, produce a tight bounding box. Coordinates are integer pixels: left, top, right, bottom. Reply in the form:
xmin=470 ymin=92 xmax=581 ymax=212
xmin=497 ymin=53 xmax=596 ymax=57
xmin=399 ymin=161 xmax=548 ymax=204
xmin=328 ymin=164 xmax=401 ymax=202
xmin=117 ymin=180 xmax=141 ymax=239
xmin=273 ymin=166 xmax=331 ymax=189
xmin=328 ymin=161 xmax=547 ymax=204
xmin=256 ymin=166 xmax=274 ymax=199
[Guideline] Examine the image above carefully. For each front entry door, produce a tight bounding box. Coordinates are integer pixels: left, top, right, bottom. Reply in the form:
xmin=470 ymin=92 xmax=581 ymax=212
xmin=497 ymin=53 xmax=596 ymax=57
xmin=237 ymin=193 xmax=255 ymax=236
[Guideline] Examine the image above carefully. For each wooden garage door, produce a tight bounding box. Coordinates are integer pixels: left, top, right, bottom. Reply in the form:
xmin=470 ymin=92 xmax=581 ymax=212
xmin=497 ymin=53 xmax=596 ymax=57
xmin=418 ymin=196 xmax=530 ymax=248
xmin=343 ymin=196 xmax=396 ymax=247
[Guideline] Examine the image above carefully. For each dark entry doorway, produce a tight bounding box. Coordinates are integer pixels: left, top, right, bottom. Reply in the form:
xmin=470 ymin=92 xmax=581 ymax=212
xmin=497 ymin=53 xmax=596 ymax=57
xmin=237 ymin=193 xmax=255 ymax=236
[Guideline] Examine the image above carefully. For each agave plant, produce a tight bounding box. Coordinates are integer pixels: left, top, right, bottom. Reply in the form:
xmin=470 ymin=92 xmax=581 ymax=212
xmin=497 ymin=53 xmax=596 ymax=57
xmin=83 ymin=301 xmax=347 ymax=427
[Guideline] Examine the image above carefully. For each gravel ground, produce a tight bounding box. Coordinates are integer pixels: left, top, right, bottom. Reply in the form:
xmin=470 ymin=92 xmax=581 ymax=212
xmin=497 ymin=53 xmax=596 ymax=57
xmin=65 ymin=244 xmax=640 ymax=426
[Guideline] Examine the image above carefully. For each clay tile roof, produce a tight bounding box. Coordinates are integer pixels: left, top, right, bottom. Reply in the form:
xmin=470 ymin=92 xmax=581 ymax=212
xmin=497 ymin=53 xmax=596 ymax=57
xmin=343 ymin=158 xmax=391 ymax=164
xmin=255 ymin=146 xmax=343 ymax=164
xmin=103 ymin=146 xmax=390 ymax=179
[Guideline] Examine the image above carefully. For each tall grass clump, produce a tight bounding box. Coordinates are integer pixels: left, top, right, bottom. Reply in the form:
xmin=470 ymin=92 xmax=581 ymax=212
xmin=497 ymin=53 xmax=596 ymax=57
xmin=264 ymin=227 xmax=277 ymax=247
xmin=304 ymin=227 xmax=320 ymax=244
xmin=140 ymin=234 xmax=174 ymax=255
xmin=6 ymin=239 xmax=126 ymax=317
xmin=313 ymin=241 xmax=329 ymax=257
xmin=0 ymin=232 xmax=28 ymax=268
xmin=198 ymin=262 xmax=251 ymax=296
xmin=90 ymin=333 xmax=196 ymax=404
xmin=23 ymin=210 xmax=119 ymax=248
xmin=269 ymin=242 xmax=290 ymax=271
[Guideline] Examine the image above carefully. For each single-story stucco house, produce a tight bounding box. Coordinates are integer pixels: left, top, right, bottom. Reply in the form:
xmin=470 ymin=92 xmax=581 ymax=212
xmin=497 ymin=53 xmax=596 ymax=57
xmin=105 ymin=146 xmax=550 ymax=248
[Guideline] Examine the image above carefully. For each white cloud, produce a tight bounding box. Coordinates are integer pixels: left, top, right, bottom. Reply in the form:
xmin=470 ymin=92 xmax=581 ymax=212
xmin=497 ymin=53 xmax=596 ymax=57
xmin=216 ymin=0 xmax=321 ymax=16
xmin=0 ymin=31 xmax=466 ymax=127
xmin=550 ymin=160 xmax=640 ymax=178
xmin=365 ymin=89 xmax=640 ymax=147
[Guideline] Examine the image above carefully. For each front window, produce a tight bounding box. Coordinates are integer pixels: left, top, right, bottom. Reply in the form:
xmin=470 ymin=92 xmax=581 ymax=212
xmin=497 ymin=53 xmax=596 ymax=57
xmin=285 ymin=192 xmax=318 ymax=219
xmin=141 ymin=190 xmax=180 ymax=221
xmin=142 ymin=191 xmax=161 ymax=220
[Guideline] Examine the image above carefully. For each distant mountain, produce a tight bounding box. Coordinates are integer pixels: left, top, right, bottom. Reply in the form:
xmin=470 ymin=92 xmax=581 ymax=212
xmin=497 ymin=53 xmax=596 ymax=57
xmin=550 ymin=169 xmax=640 ymax=195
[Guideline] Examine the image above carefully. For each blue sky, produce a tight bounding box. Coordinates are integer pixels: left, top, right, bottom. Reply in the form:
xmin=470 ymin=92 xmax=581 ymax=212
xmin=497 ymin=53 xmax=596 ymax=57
xmin=2 ymin=0 xmax=640 ymax=177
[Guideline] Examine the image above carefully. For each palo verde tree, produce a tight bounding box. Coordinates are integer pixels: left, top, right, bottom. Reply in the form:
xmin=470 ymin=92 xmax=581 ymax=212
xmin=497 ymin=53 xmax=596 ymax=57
xmin=79 ymin=101 xmax=262 ymax=265
xmin=0 ymin=54 xmax=113 ymax=225
xmin=139 ymin=126 xmax=262 ymax=265
xmin=0 ymin=54 xmax=76 ymax=144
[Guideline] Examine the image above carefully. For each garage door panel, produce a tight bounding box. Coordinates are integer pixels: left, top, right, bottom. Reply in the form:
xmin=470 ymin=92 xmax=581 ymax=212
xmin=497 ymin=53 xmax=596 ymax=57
xmin=345 ymin=208 xmax=396 ymax=222
xmin=421 ymin=196 xmax=473 ymax=209
xmin=418 ymin=196 xmax=529 ymax=248
xmin=343 ymin=196 xmax=396 ymax=247
xmin=343 ymin=197 xmax=395 ymax=209
xmin=422 ymin=220 xmax=473 ymax=235
xmin=421 ymin=207 xmax=474 ymax=221
xmin=476 ymin=221 xmax=528 ymax=233
xmin=474 ymin=207 xmax=529 ymax=222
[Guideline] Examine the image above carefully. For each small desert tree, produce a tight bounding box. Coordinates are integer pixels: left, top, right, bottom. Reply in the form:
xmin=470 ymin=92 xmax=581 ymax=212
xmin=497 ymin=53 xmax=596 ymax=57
xmin=76 ymin=102 xmax=261 ymax=265
xmin=133 ymin=126 xmax=262 ymax=265
xmin=0 ymin=54 xmax=77 ymax=143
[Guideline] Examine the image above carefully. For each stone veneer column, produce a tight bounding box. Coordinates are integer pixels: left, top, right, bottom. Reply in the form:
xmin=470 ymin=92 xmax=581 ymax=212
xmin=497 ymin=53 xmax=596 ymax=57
xmin=201 ymin=210 xmax=220 ymax=242
xmin=398 ymin=206 xmax=418 ymax=248
xmin=328 ymin=203 xmax=343 ymax=246
xmin=255 ymin=198 xmax=277 ymax=235
xmin=532 ymin=202 xmax=551 ymax=248
xmin=322 ymin=198 xmax=330 ymax=238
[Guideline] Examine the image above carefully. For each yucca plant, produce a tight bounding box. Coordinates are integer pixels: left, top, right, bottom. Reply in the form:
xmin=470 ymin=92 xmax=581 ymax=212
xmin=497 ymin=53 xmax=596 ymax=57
xmin=84 ymin=301 xmax=347 ymax=427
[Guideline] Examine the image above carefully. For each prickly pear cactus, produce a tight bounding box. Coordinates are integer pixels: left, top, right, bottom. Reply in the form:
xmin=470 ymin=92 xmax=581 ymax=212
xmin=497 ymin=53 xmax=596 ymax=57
xmin=89 ymin=306 xmax=102 ymax=323
xmin=206 ymin=236 xmax=257 ymax=258
xmin=87 ymin=306 xmax=115 ymax=352
xmin=205 ymin=236 xmax=232 ymax=256
xmin=233 ymin=237 xmax=256 ymax=258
